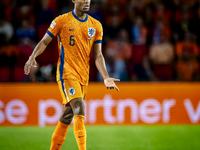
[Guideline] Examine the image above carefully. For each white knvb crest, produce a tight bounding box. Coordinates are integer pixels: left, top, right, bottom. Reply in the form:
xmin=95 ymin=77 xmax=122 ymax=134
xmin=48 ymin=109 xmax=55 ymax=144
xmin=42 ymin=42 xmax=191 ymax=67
xmin=69 ymin=88 xmax=75 ymax=96
xmin=88 ymin=28 xmax=95 ymax=37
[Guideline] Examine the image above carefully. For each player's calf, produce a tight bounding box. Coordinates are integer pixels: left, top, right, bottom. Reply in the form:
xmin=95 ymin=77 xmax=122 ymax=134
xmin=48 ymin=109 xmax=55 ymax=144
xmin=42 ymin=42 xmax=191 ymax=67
xmin=50 ymin=121 xmax=69 ymax=150
xmin=50 ymin=105 xmax=73 ymax=150
xmin=70 ymin=98 xmax=86 ymax=150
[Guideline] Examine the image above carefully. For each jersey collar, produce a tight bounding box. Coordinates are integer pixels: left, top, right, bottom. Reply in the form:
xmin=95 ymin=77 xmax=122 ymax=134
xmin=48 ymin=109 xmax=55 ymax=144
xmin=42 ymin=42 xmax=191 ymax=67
xmin=72 ymin=10 xmax=88 ymax=22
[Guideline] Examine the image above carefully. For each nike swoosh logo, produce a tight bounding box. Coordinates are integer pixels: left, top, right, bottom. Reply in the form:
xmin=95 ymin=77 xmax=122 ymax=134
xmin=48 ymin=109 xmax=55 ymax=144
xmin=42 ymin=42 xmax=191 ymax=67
xmin=69 ymin=29 xmax=75 ymax=31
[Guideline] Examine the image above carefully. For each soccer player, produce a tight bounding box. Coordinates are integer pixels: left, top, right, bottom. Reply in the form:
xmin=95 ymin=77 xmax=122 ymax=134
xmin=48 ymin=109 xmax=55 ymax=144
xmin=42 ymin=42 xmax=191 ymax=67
xmin=24 ymin=0 xmax=119 ymax=150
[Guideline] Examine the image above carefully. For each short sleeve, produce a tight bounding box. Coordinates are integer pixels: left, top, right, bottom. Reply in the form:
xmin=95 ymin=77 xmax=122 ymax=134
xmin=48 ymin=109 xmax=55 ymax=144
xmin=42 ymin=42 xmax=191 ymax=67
xmin=94 ymin=21 xmax=103 ymax=44
xmin=47 ymin=15 xmax=62 ymax=38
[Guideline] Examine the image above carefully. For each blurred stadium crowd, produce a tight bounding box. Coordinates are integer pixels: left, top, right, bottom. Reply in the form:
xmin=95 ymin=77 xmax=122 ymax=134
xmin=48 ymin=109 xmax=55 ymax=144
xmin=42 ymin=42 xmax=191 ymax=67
xmin=0 ymin=0 xmax=200 ymax=82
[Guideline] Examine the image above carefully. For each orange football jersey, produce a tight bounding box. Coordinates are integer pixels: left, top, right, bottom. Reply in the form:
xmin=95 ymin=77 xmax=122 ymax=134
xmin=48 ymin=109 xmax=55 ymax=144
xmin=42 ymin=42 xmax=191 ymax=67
xmin=47 ymin=11 xmax=103 ymax=85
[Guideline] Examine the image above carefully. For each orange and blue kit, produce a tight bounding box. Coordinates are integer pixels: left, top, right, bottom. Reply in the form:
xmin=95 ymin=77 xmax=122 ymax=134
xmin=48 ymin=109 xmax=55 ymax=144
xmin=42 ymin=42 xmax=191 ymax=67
xmin=47 ymin=11 xmax=103 ymax=104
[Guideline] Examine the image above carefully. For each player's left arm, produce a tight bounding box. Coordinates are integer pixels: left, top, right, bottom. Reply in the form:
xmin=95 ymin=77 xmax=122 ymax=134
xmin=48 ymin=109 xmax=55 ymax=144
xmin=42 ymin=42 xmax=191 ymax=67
xmin=94 ymin=43 xmax=120 ymax=91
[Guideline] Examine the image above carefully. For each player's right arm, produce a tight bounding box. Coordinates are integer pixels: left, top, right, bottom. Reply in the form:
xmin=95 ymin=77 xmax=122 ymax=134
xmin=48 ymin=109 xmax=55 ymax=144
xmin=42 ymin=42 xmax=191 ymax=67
xmin=24 ymin=33 xmax=52 ymax=75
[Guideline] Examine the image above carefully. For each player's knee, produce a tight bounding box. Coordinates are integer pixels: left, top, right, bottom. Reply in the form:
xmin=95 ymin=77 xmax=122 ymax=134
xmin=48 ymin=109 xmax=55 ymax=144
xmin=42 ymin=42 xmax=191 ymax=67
xmin=60 ymin=117 xmax=73 ymax=125
xmin=59 ymin=105 xmax=74 ymax=125
xmin=70 ymin=98 xmax=85 ymax=116
xmin=60 ymin=112 xmax=73 ymax=125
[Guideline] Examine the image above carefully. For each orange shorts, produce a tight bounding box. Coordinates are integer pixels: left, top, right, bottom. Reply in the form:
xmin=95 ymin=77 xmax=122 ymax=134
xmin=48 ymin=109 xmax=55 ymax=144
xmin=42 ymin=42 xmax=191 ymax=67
xmin=57 ymin=79 xmax=87 ymax=104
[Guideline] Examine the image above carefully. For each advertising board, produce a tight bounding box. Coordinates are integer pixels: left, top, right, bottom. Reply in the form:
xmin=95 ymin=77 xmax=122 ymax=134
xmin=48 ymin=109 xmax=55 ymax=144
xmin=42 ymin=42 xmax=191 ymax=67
xmin=0 ymin=83 xmax=200 ymax=126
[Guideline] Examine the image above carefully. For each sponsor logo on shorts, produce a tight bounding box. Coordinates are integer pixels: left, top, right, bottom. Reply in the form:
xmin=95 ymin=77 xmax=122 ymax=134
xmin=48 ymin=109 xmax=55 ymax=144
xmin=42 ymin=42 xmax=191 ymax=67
xmin=69 ymin=88 xmax=75 ymax=96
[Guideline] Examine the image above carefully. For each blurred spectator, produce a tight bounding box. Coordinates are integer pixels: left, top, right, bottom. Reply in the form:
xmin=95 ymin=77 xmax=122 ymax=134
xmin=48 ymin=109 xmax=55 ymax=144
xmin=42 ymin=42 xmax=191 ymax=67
xmin=176 ymin=49 xmax=199 ymax=81
xmin=129 ymin=0 xmax=146 ymax=18
xmin=153 ymin=3 xmax=171 ymax=24
xmin=14 ymin=17 xmax=37 ymax=82
xmin=152 ymin=19 xmax=170 ymax=44
xmin=100 ymin=28 xmax=131 ymax=81
xmin=98 ymin=28 xmax=130 ymax=81
xmin=127 ymin=16 xmax=150 ymax=81
xmin=149 ymin=33 xmax=174 ymax=81
xmin=176 ymin=32 xmax=199 ymax=59
xmin=98 ymin=49 xmax=128 ymax=82
xmin=127 ymin=45 xmax=150 ymax=81
xmin=0 ymin=14 xmax=14 ymax=43
xmin=132 ymin=16 xmax=147 ymax=45
xmin=16 ymin=18 xmax=36 ymax=47
xmin=106 ymin=28 xmax=132 ymax=61
xmin=16 ymin=5 xmax=35 ymax=27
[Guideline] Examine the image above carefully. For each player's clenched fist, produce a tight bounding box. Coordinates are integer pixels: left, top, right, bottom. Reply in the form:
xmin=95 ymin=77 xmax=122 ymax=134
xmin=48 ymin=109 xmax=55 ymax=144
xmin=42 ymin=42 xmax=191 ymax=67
xmin=24 ymin=57 xmax=37 ymax=75
xmin=104 ymin=78 xmax=120 ymax=91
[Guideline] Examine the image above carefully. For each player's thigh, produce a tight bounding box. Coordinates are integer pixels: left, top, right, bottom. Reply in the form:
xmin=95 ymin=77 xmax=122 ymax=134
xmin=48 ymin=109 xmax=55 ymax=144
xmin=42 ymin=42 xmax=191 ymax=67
xmin=70 ymin=98 xmax=85 ymax=116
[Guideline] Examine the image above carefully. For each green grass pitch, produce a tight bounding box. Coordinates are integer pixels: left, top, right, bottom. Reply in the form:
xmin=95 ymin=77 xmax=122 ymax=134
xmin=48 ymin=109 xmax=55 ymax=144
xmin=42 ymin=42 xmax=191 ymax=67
xmin=0 ymin=125 xmax=200 ymax=150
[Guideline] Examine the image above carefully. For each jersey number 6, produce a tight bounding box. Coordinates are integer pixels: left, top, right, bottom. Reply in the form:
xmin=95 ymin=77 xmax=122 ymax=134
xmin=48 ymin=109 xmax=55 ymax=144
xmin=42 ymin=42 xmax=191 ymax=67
xmin=69 ymin=35 xmax=75 ymax=46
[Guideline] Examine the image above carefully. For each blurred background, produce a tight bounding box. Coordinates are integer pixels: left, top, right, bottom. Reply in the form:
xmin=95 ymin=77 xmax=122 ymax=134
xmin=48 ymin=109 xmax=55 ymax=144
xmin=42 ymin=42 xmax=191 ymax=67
xmin=0 ymin=0 xmax=200 ymax=82
xmin=1 ymin=0 xmax=200 ymax=150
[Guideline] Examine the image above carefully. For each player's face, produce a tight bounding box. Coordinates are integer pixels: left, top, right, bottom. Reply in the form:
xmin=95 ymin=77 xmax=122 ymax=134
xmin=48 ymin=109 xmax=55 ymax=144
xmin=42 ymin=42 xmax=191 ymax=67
xmin=73 ymin=0 xmax=91 ymax=13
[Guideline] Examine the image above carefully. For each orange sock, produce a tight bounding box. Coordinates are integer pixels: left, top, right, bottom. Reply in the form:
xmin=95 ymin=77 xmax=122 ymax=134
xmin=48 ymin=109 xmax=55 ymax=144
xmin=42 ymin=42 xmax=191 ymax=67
xmin=73 ymin=115 xmax=86 ymax=150
xmin=50 ymin=121 xmax=69 ymax=150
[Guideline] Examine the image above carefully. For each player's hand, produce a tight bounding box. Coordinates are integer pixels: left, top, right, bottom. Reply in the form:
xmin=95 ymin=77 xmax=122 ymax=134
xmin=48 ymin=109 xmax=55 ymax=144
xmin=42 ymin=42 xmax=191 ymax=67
xmin=24 ymin=57 xmax=37 ymax=75
xmin=104 ymin=77 xmax=120 ymax=91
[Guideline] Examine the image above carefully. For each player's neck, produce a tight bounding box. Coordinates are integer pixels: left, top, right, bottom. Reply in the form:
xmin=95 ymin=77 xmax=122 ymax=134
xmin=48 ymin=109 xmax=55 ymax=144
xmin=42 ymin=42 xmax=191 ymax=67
xmin=74 ymin=9 xmax=87 ymax=20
